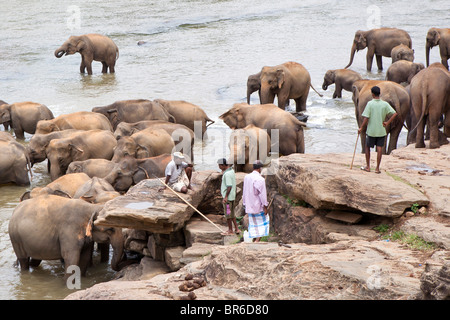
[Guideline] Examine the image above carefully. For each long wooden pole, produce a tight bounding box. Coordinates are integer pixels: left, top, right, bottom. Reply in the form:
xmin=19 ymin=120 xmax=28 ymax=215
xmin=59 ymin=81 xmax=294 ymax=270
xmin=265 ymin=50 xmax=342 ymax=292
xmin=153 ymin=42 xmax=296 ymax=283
xmin=155 ymin=176 xmax=226 ymax=233
xmin=350 ymin=132 xmax=360 ymax=170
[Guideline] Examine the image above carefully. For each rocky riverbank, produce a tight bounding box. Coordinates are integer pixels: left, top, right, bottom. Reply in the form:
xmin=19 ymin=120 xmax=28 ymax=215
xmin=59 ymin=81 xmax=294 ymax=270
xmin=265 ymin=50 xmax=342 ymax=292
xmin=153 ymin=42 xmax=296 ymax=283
xmin=65 ymin=143 xmax=450 ymax=300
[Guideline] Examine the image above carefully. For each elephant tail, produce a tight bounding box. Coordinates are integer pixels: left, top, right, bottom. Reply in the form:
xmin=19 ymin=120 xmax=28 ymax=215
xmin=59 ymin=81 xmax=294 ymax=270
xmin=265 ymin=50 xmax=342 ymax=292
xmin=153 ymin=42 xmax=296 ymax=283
xmin=410 ymin=83 xmax=428 ymax=134
xmin=115 ymin=47 xmax=119 ymax=61
xmin=310 ymin=84 xmax=323 ymax=97
xmin=205 ymin=116 xmax=215 ymax=128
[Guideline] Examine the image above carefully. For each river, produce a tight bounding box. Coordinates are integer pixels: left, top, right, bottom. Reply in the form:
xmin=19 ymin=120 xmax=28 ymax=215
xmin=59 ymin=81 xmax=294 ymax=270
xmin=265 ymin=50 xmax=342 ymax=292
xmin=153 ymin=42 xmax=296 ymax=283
xmin=0 ymin=0 xmax=448 ymax=300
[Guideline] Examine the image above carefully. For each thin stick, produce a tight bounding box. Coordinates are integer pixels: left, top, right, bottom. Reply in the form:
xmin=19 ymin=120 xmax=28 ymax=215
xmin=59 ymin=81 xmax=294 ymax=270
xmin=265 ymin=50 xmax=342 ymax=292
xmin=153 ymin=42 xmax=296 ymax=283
xmin=350 ymin=132 xmax=360 ymax=170
xmin=155 ymin=175 xmax=226 ymax=233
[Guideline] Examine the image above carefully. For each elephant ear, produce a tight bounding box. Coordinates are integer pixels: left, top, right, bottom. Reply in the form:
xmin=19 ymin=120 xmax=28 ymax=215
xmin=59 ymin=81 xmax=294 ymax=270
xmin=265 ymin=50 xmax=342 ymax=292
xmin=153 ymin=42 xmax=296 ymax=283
xmin=276 ymin=69 xmax=285 ymax=89
xmin=136 ymin=144 xmax=149 ymax=158
xmin=85 ymin=209 xmax=100 ymax=238
xmin=69 ymin=143 xmax=84 ymax=154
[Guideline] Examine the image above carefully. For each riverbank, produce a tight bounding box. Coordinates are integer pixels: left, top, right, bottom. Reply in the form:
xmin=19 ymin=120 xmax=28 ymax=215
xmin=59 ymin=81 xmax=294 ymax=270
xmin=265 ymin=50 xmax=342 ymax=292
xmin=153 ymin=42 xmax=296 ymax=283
xmin=65 ymin=143 xmax=450 ymax=300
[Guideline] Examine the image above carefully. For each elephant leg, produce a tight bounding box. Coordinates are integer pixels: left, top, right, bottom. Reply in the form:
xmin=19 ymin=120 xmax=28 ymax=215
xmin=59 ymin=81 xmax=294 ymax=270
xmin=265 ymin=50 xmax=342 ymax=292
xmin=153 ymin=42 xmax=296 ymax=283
xmin=376 ymin=55 xmax=383 ymax=71
xmin=429 ymin=117 xmax=441 ymax=149
xmin=80 ymin=58 xmax=86 ymax=74
xmin=17 ymin=257 xmax=30 ymax=270
xmin=387 ymin=126 xmax=401 ymax=154
xmin=415 ymin=115 xmax=426 ymax=148
xmin=79 ymin=243 xmax=94 ymax=276
xmin=101 ymin=62 xmax=108 ymax=73
xmin=294 ymin=95 xmax=307 ymax=112
xmin=29 ymin=258 xmax=42 ymax=268
xmin=98 ymin=242 xmax=110 ymax=263
xmin=109 ymin=63 xmax=115 ymax=73
xmin=366 ymin=48 xmax=375 ymax=71
xmin=333 ymin=83 xmax=342 ymax=99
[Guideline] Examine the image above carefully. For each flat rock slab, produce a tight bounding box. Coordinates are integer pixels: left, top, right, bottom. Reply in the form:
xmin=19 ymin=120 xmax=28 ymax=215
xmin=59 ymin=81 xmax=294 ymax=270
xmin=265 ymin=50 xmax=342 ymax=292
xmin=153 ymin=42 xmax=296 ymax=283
xmin=325 ymin=211 xmax=363 ymax=224
xmin=95 ymin=170 xmax=221 ymax=233
xmin=270 ymin=152 xmax=431 ymax=218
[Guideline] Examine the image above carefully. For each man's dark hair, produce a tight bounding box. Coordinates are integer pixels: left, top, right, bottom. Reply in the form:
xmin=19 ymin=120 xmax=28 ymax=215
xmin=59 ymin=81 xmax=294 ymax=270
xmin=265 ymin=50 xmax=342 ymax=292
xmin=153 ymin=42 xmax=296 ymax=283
xmin=371 ymin=86 xmax=381 ymax=96
xmin=217 ymin=158 xmax=229 ymax=165
xmin=253 ymin=160 xmax=263 ymax=169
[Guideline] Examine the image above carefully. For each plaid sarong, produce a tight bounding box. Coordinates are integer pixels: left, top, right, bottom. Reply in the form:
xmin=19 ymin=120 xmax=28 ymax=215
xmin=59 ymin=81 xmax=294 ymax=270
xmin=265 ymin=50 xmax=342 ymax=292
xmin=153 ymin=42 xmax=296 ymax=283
xmin=248 ymin=212 xmax=270 ymax=238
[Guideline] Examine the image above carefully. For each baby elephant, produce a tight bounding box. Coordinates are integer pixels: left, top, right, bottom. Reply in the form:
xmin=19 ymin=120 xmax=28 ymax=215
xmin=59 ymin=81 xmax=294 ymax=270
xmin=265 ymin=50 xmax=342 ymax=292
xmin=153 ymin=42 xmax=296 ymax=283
xmin=322 ymin=69 xmax=362 ymax=98
xmin=386 ymin=61 xmax=425 ymax=85
xmin=55 ymin=33 xmax=119 ymax=75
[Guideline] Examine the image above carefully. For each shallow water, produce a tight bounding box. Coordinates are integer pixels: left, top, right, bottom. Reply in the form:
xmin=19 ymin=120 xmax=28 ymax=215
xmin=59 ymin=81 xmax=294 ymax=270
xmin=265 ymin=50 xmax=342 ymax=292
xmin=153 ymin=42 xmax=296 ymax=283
xmin=0 ymin=0 xmax=448 ymax=299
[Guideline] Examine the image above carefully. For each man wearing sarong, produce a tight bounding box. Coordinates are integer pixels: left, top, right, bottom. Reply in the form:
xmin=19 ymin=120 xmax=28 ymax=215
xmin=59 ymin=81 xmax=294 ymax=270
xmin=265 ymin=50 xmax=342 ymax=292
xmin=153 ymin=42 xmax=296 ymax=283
xmin=161 ymin=152 xmax=193 ymax=194
xmin=242 ymin=160 xmax=269 ymax=242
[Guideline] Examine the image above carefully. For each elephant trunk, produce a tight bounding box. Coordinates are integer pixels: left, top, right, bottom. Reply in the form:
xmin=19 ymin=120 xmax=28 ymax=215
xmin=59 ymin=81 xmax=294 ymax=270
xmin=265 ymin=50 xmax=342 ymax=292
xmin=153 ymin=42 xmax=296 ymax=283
xmin=345 ymin=43 xmax=357 ymax=69
xmin=247 ymin=89 xmax=251 ymax=104
xmin=322 ymin=81 xmax=328 ymax=91
xmin=425 ymin=43 xmax=431 ymax=67
xmin=55 ymin=48 xmax=65 ymax=58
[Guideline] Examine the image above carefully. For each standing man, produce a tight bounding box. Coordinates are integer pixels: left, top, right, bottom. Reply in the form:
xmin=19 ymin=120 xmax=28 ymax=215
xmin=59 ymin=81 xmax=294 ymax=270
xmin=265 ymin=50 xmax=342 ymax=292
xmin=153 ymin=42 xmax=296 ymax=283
xmin=160 ymin=152 xmax=193 ymax=193
xmin=358 ymin=86 xmax=397 ymax=174
xmin=217 ymin=158 xmax=239 ymax=235
xmin=242 ymin=160 xmax=269 ymax=242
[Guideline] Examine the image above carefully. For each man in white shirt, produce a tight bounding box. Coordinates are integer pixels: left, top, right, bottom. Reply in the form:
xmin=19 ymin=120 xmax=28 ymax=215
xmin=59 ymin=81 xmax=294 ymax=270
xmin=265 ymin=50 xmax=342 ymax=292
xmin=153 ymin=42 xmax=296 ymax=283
xmin=160 ymin=152 xmax=193 ymax=194
xmin=242 ymin=160 xmax=269 ymax=242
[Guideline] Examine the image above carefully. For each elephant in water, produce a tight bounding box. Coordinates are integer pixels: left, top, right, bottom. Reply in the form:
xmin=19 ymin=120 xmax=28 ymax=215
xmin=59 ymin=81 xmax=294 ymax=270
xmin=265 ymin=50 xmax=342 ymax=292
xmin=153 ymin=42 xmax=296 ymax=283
xmin=426 ymin=28 xmax=450 ymax=69
xmin=259 ymin=61 xmax=322 ymax=112
xmin=246 ymin=71 xmax=261 ymax=104
xmin=35 ymin=111 xmax=112 ymax=134
xmin=9 ymin=195 xmax=125 ymax=279
xmin=0 ymin=139 xmax=32 ymax=186
xmin=322 ymin=69 xmax=363 ymax=98
xmin=54 ymin=33 xmax=119 ymax=75
xmin=345 ymin=28 xmax=412 ymax=71
xmin=391 ymin=44 xmax=415 ymax=64
xmin=0 ymin=102 xmax=54 ymax=140
xmin=385 ymin=61 xmax=424 ymax=85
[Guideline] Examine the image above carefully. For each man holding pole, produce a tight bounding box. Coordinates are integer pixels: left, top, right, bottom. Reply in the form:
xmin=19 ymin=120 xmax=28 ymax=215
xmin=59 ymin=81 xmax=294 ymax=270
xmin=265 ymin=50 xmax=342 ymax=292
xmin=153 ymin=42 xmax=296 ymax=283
xmin=217 ymin=158 xmax=239 ymax=235
xmin=160 ymin=152 xmax=193 ymax=194
xmin=242 ymin=160 xmax=269 ymax=242
xmin=358 ymin=86 xmax=397 ymax=174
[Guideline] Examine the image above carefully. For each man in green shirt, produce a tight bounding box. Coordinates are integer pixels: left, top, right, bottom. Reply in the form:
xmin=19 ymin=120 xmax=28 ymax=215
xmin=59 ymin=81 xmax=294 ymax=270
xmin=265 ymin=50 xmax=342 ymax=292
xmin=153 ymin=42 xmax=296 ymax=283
xmin=358 ymin=86 xmax=397 ymax=174
xmin=217 ymin=158 xmax=239 ymax=235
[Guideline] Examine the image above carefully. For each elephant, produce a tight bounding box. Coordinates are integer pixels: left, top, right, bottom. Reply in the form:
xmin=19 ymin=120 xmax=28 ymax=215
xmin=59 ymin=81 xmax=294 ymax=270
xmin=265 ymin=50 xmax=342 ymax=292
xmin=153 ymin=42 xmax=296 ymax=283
xmin=219 ymin=103 xmax=306 ymax=155
xmin=113 ymin=120 xmax=194 ymax=161
xmin=132 ymin=153 xmax=172 ymax=184
xmin=20 ymin=172 xmax=91 ymax=201
xmin=345 ymin=28 xmax=412 ymax=71
xmin=0 ymin=131 xmax=15 ymax=142
xmin=409 ymin=63 xmax=450 ymax=149
xmin=247 ymin=71 xmax=261 ymax=104
xmin=0 ymin=139 xmax=32 ymax=186
xmin=154 ymin=99 xmax=215 ymax=138
xmin=352 ymin=79 xmax=411 ymax=154
xmin=112 ymin=128 xmax=175 ymax=162
xmin=92 ymin=99 xmax=175 ymax=131
xmin=322 ymin=69 xmax=363 ymax=98
xmin=27 ymin=129 xmax=83 ymax=165
xmin=386 ymin=61 xmax=425 ymax=85
xmin=46 ymin=129 xmax=117 ymax=180
xmin=67 ymin=157 xmax=139 ymax=192
xmin=35 ymin=111 xmax=112 ymax=135
xmin=0 ymin=102 xmax=54 ymax=139
xmin=54 ymin=33 xmax=119 ymax=75
xmin=426 ymin=28 xmax=450 ymax=69
xmin=259 ymin=61 xmax=322 ymax=112
xmin=9 ymin=195 xmax=125 ymax=279
xmin=73 ymin=177 xmax=120 ymax=204
xmin=391 ymin=44 xmax=415 ymax=64
xmin=0 ymin=100 xmax=8 ymax=130
xmin=228 ymin=124 xmax=271 ymax=173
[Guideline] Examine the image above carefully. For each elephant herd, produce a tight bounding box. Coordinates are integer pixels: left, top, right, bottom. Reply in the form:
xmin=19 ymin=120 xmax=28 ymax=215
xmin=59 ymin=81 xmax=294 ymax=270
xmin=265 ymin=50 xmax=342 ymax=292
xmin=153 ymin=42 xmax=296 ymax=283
xmin=247 ymin=27 xmax=449 ymax=154
xmin=1 ymin=98 xmax=216 ymax=280
xmin=2 ymin=26 xmax=449 ymax=281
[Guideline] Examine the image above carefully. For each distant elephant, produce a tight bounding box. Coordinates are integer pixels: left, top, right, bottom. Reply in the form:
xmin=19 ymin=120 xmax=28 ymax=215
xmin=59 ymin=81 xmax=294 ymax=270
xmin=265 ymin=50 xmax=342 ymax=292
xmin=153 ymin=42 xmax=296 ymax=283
xmin=67 ymin=157 xmax=139 ymax=192
xmin=113 ymin=120 xmax=194 ymax=161
xmin=322 ymin=69 xmax=363 ymax=98
xmin=426 ymin=28 xmax=450 ymax=69
xmin=229 ymin=124 xmax=271 ymax=173
xmin=112 ymin=128 xmax=175 ymax=162
xmin=92 ymin=99 xmax=175 ymax=131
xmin=247 ymin=71 xmax=261 ymax=104
xmin=345 ymin=28 xmax=412 ymax=71
xmin=410 ymin=63 xmax=450 ymax=149
xmin=54 ymin=33 xmax=119 ymax=75
xmin=352 ymin=79 xmax=411 ymax=154
xmin=386 ymin=61 xmax=425 ymax=85
xmin=0 ymin=139 xmax=32 ymax=186
xmin=0 ymin=100 xmax=8 ymax=130
xmin=35 ymin=111 xmax=112 ymax=135
xmin=154 ymin=99 xmax=214 ymax=138
xmin=9 ymin=195 xmax=125 ymax=279
xmin=27 ymin=129 xmax=83 ymax=165
xmin=132 ymin=153 xmax=172 ymax=184
xmin=259 ymin=61 xmax=322 ymax=112
xmin=20 ymin=172 xmax=91 ymax=201
xmin=391 ymin=44 xmax=415 ymax=64
xmin=0 ymin=102 xmax=54 ymax=139
xmin=46 ymin=129 xmax=117 ymax=180
xmin=73 ymin=177 xmax=120 ymax=204
xmin=219 ymin=103 xmax=306 ymax=155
